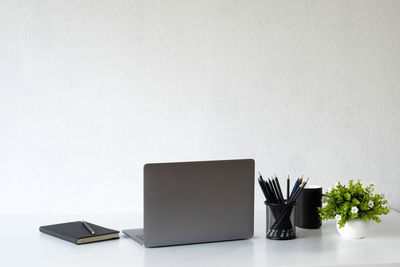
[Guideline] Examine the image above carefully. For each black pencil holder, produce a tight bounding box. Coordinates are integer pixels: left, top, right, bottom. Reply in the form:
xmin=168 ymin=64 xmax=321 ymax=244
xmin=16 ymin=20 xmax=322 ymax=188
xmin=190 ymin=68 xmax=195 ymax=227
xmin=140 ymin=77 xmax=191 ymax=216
xmin=295 ymin=185 xmax=322 ymax=229
xmin=265 ymin=201 xmax=296 ymax=240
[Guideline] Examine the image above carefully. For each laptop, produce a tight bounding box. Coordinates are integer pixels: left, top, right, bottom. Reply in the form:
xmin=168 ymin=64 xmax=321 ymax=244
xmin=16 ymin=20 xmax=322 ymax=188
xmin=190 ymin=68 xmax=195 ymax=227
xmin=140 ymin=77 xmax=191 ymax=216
xmin=123 ymin=159 xmax=255 ymax=247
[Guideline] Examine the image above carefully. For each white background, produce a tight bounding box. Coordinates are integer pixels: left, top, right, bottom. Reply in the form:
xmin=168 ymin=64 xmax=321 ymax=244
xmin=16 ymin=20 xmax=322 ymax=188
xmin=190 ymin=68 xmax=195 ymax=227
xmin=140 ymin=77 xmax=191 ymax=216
xmin=1 ymin=0 xmax=399 ymax=215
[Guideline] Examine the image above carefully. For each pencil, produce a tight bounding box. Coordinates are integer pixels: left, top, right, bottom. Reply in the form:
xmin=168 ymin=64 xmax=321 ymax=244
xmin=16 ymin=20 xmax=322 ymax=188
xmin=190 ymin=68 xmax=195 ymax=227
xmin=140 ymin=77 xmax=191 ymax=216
xmin=289 ymin=177 xmax=309 ymax=203
xmin=82 ymin=221 xmax=95 ymax=235
xmin=290 ymin=178 xmax=300 ymax=198
xmin=287 ymin=175 xmax=290 ymax=201
xmin=267 ymin=178 xmax=277 ymax=202
xmin=258 ymin=177 xmax=270 ymax=202
xmin=274 ymin=175 xmax=284 ymax=203
xmin=259 ymin=172 xmax=276 ymax=203
xmin=270 ymin=178 xmax=281 ymax=203
xmin=265 ymin=178 xmax=277 ymax=203
xmin=270 ymin=182 xmax=306 ymax=232
xmin=268 ymin=177 xmax=310 ymax=238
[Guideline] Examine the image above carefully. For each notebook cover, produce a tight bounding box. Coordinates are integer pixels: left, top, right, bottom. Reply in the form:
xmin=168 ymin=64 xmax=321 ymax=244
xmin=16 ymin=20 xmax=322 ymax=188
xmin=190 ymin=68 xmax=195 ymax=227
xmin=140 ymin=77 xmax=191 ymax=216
xmin=39 ymin=221 xmax=119 ymax=245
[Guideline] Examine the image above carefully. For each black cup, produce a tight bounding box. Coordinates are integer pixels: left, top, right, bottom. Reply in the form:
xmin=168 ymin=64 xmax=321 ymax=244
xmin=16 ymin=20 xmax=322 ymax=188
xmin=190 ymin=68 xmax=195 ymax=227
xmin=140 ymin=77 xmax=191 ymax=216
xmin=295 ymin=185 xmax=322 ymax=229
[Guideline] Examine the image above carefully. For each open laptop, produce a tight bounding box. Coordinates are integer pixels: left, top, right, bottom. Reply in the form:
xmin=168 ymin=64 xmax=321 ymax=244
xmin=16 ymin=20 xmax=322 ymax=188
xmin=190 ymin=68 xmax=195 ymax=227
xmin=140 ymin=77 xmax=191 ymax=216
xmin=123 ymin=159 xmax=254 ymax=247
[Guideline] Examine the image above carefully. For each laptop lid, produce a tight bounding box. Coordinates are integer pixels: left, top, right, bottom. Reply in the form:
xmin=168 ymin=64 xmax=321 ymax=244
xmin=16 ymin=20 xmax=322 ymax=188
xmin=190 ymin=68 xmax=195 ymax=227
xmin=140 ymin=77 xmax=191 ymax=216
xmin=143 ymin=159 xmax=254 ymax=247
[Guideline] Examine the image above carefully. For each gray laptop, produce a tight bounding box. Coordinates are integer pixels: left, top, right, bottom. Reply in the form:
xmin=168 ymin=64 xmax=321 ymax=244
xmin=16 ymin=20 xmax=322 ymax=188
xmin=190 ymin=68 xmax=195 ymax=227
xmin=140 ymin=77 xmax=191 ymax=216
xmin=123 ymin=159 xmax=254 ymax=247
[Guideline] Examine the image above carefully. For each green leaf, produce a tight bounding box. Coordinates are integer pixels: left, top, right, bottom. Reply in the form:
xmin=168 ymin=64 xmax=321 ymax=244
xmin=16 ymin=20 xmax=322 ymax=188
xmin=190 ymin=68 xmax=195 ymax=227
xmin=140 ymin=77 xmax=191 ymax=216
xmin=352 ymin=198 xmax=360 ymax=205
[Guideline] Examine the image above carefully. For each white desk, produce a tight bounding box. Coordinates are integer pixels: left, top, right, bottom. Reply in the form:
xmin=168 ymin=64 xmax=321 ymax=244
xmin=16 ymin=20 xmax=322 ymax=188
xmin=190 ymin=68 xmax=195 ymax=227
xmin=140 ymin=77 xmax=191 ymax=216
xmin=2 ymin=211 xmax=400 ymax=267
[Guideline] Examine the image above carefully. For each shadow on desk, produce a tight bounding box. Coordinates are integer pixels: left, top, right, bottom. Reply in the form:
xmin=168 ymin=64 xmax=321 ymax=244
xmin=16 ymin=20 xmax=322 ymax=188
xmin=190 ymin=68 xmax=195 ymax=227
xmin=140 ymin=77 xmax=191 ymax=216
xmin=296 ymin=227 xmax=323 ymax=239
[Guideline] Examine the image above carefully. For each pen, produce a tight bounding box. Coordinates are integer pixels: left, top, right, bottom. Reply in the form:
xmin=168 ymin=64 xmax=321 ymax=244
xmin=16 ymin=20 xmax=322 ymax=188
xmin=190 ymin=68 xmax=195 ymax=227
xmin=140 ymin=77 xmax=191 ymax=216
xmin=82 ymin=221 xmax=95 ymax=235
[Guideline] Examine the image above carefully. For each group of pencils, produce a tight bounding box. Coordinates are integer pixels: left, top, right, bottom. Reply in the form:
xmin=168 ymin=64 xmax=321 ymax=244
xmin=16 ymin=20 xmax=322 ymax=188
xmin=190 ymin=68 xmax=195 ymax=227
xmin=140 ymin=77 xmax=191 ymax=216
xmin=257 ymin=173 xmax=308 ymax=204
xmin=257 ymin=172 xmax=309 ymax=239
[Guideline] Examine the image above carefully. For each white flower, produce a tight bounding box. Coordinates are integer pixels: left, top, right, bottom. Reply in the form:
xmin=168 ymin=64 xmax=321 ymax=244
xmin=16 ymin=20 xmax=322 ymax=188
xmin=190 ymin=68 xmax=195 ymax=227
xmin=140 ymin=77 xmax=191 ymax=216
xmin=334 ymin=182 xmax=339 ymax=188
xmin=325 ymin=188 xmax=331 ymax=193
xmin=335 ymin=214 xmax=342 ymax=221
xmin=351 ymin=206 xmax=359 ymax=214
xmin=322 ymin=202 xmax=328 ymax=208
xmin=368 ymin=200 xmax=374 ymax=208
xmin=370 ymin=182 xmax=376 ymax=186
xmin=383 ymin=203 xmax=389 ymax=209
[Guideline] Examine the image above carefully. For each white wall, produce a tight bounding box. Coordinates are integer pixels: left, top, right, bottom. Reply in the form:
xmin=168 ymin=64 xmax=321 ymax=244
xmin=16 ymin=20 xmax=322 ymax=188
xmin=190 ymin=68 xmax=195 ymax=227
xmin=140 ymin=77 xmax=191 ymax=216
xmin=1 ymin=0 xmax=399 ymax=215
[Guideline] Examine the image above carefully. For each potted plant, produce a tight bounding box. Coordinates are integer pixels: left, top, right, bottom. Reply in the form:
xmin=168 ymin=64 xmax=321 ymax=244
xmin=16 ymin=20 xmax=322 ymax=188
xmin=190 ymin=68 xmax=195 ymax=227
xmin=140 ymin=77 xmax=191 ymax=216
xmin=319 ymin=180 xmax=390 ymax=238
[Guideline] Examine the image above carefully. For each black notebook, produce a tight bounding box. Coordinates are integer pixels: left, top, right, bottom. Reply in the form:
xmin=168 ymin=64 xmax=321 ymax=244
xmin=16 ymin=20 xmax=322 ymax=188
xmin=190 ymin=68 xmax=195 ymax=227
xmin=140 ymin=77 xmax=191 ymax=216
xmin=39 ymin=221 xmax=120 ymax=245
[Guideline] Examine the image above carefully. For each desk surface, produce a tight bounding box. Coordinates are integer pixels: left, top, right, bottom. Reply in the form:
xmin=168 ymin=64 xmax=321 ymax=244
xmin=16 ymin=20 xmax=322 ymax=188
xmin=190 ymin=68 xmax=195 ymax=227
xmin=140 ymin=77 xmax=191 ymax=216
xmin=2 ymin=211 xmax=400 ymax=267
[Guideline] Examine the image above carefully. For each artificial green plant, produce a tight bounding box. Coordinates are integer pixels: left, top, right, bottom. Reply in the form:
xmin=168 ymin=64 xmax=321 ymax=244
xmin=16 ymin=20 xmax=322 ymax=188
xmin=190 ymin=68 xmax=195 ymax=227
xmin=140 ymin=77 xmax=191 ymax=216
xmin=319 ymin=180 xmax=390 ymax=228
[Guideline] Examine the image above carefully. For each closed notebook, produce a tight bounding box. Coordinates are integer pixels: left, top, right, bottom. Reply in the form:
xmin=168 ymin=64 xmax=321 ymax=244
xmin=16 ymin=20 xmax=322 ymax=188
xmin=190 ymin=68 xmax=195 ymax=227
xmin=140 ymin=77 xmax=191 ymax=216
xmin=39 ymin=221 xmax=119 ymax=245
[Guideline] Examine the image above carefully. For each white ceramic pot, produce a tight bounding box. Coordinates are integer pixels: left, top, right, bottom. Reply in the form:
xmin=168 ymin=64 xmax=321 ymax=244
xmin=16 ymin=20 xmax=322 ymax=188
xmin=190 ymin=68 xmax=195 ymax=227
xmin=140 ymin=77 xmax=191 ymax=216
xmin=336 ymin=219 xmax=370 ymax=239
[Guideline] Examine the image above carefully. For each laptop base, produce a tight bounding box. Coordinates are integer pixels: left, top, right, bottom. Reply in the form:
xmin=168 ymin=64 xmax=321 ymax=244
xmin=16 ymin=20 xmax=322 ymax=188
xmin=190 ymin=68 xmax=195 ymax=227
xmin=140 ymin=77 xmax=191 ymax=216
xmin=122 ymin=228 xmax=144 ymax=246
